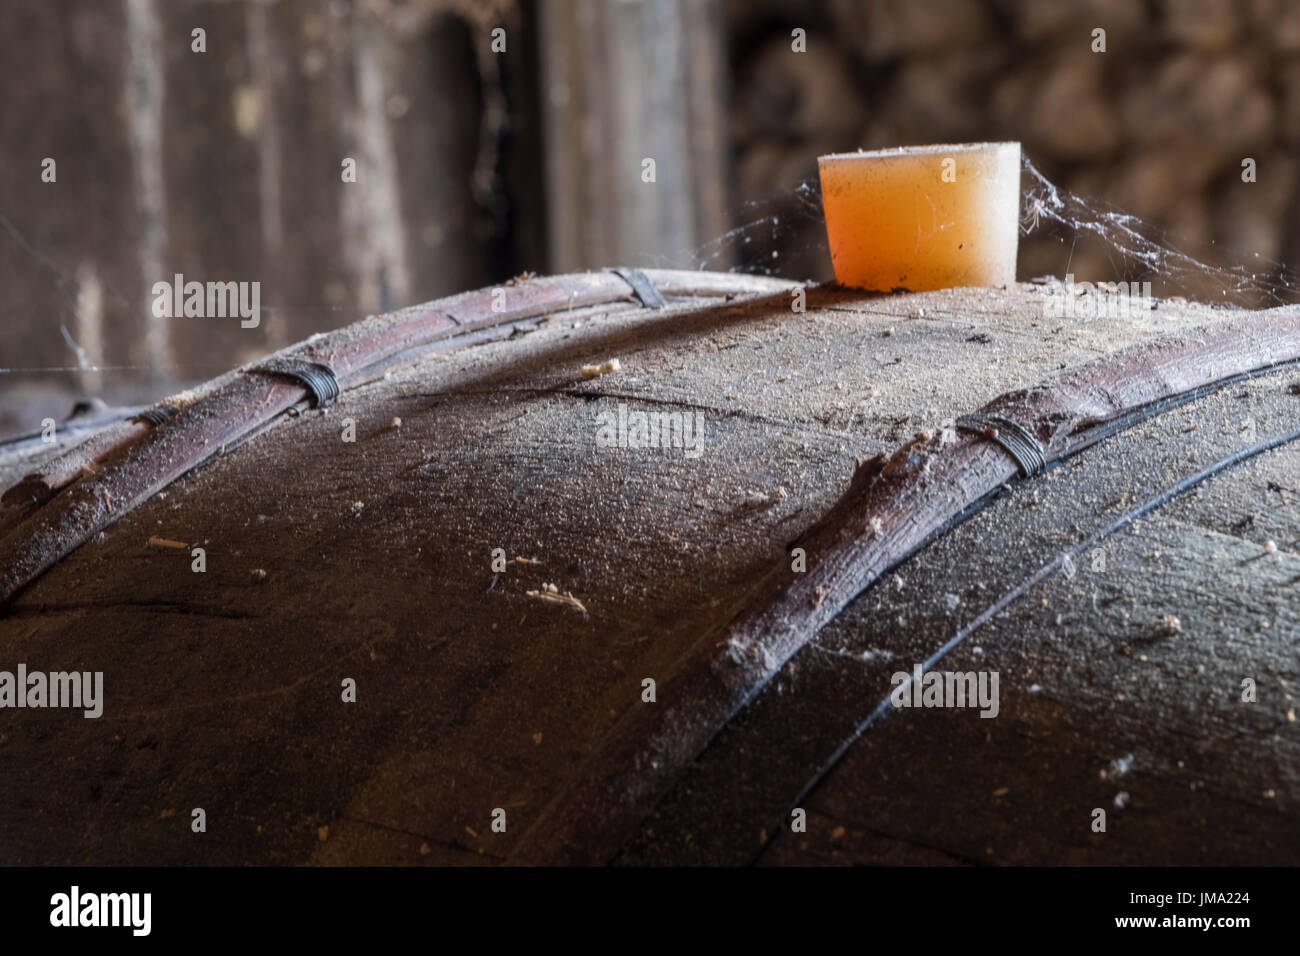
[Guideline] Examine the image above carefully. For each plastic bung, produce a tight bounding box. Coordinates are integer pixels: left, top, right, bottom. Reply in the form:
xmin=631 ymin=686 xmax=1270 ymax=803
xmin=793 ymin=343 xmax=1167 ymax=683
xmin=818 ymin=142 xmax=1021 ymax=292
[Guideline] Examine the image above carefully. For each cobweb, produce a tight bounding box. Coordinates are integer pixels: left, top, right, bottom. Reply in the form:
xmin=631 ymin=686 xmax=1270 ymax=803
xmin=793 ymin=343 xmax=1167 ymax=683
xmin=688 ymin=176 xmax=829 ymax=280
xmin=690 ymin=154 xmax=1300 ymax=310
xmin=1019 ymin=156 xmax=1299 ymax=309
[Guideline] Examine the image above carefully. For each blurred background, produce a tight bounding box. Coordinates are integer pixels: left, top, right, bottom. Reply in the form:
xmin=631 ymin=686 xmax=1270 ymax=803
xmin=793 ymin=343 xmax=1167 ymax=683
xmin=3 ymin=0 xmax=1298 ymax=433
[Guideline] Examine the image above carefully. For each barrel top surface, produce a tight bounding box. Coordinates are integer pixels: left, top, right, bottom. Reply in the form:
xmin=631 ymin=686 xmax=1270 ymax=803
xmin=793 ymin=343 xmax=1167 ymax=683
xmin=1 ymin=273 xmax=1296 ymax=865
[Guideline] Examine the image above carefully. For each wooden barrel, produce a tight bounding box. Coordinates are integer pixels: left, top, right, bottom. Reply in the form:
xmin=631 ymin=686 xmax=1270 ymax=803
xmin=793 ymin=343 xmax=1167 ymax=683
xmin=1 ymin=269 xmax=1297 ymax=866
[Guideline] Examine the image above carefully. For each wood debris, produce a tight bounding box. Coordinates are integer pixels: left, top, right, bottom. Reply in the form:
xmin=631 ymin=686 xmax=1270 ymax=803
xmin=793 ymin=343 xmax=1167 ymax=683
xmin=581 ymin=358 xmax=621 ymax=378
xmin=525 ymin=582 xmax=588 ymax=613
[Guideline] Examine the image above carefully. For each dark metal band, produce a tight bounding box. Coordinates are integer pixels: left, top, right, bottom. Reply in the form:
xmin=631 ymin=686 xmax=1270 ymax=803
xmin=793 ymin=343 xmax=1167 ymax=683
xmin=956 ymin=413 xmax=1047 ymax=478
xmin=132 ymin=403 xmax=179 ymax=428
xmin=611 ymin=267 xmax=666 ymax=310
xmin=252 ymin=359 xmax=340 ymax=408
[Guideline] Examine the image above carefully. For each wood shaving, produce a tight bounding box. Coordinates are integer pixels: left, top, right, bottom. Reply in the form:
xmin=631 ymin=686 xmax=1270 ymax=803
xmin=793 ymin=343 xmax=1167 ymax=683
xmin=581 ymin=358 xmax=621 ymax=378
xmin=526 ymin=582 xmax=588 ymax=613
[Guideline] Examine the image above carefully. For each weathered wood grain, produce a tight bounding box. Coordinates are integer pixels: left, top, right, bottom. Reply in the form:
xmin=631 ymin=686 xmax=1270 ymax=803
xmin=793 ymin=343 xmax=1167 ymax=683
xmin=618 ymin=367 xmax=1300 ymax=865
xmin=507 ymin=308 xmax=1300 ymax=864
xmin=0 ymin=278 xmax=1294 ymax=866
xmin=0 ymin=270 xmax=795 ymax=610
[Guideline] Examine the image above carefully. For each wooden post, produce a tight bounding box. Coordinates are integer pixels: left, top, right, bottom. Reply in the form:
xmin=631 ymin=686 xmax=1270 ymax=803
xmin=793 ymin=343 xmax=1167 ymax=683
xmin=538 ymin=0 xmax=730 ymax=273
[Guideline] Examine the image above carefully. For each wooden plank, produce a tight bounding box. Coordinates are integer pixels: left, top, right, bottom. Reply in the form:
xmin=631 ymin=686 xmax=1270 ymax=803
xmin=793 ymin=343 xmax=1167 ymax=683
xmin=538 ymin=0 xmax=730 ymax=272
xmin=0 ymin=0 xmax=504 ymax=413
